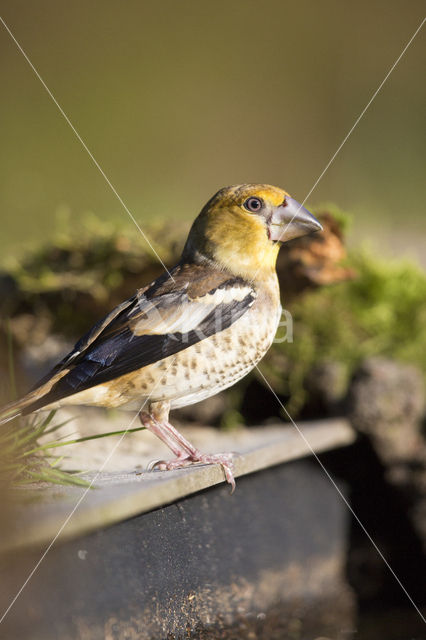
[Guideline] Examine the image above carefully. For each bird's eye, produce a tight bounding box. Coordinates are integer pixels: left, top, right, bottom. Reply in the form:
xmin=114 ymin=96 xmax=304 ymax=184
xmin=243 ymin=197 xmax=263 ymax=213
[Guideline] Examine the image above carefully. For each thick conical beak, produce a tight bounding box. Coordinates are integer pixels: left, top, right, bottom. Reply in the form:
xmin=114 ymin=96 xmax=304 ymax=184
xmin=269 ymin=197 xmax=323 ymax=242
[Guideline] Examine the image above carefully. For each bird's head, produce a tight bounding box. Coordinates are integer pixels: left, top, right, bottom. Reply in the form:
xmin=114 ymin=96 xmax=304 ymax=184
xmin=182 ymin=184 xmax=323 ymax=281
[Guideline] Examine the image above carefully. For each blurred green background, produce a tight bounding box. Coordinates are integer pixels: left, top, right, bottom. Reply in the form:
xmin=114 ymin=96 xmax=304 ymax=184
xmin=0 ymin=0 xmax=425 ymax=261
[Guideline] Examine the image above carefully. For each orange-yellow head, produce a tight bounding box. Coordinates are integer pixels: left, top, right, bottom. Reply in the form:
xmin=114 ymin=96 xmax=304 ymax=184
xmin=183 ymin=184 xmax=322 ymax=281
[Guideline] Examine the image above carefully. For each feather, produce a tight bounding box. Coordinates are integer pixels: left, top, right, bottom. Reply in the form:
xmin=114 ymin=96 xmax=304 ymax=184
xmin=18 ymin=264 xmax=256 ymax=413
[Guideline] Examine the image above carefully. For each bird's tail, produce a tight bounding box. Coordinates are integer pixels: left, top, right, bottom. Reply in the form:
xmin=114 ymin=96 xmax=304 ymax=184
xmin=0 ymin=400 xmax=23 ymax=425
xmin=0 ymin=395 xmax=34 ymax=425
xmin=0 ymin=367 xmax=71 ymax=425
xmin=0 ymin=385 xmax=53 ymax=424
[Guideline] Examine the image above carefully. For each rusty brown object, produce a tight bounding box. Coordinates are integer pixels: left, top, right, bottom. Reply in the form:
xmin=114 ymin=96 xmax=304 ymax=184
xmin=277 ymin=212 xmax=355 ymax=302
xmin=0 ymin=211 xmax=353 ymax=394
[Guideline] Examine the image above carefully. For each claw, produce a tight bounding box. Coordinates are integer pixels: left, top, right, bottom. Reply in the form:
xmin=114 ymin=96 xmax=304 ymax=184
xmin=205 ymin=453 xmax=235 ymax=493
xmin=147 ymin=459 xmax=166 ymax=471
xmin=147 ymin=452 xmax=236 ymax=492
xmin=219 ymin=458 xmax=236 ymax=494
xmin=138 ymin=409 xmax=237 ymax=491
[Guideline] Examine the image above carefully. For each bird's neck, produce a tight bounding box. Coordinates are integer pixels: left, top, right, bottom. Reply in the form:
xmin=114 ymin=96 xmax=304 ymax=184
xmin=183 ymin=212 xmax=280 ymax=283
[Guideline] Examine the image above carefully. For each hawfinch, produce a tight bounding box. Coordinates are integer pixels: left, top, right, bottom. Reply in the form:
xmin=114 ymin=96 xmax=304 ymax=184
xmin=1 ymin=184 xmax=322 ymax=490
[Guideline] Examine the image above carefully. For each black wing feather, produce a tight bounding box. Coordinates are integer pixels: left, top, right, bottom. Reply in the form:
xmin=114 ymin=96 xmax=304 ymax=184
xmin=24 ymin=279 xmax=254 ymax=413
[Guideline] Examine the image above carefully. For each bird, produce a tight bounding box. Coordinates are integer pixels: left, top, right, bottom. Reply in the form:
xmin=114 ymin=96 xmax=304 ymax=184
xmin=0 ymin=184 xmax=322 ymax=490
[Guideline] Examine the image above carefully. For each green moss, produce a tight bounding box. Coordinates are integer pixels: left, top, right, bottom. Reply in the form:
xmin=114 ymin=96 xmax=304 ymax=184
xmin=263 ymin=250 xmax=426 ymax=414
xmin=1 ymin=210 xmax=425 ymax=422
xmin=1 ymin=214 xmax=188 ymax=337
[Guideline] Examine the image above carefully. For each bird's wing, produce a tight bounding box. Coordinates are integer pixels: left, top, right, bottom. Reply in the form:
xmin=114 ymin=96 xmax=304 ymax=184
xmin=25 ymin=264 xmax=256 ymax=412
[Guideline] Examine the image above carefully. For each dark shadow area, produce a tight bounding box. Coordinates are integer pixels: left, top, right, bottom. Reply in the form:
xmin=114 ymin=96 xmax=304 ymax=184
xmin=320 ymin=439 xmax=426 ymax=639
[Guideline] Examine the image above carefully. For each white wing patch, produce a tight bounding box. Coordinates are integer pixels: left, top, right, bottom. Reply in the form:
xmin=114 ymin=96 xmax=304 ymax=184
xmin=131 ymin=286 xmax=255 ymax=336
xmin=192 ymin=285 xmax=253 ymax=305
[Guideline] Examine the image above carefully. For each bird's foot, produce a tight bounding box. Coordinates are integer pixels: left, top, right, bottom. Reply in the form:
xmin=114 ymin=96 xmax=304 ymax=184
xmin=150 ymin=452 xmax=236 ymax=493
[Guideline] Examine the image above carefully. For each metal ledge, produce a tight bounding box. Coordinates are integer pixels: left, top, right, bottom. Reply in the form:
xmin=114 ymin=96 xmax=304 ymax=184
xmin=5 ymin=418 xmax=355 ymax=551
xmin=1 ymin=453 xmax=356 ymax=639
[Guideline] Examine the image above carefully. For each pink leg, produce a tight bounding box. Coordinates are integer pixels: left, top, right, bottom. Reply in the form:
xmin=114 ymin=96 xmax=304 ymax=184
xmin=139 ymin=403 xmax=236 ymax=492
xmin=139 ymin=410 xmax=191 ymax=458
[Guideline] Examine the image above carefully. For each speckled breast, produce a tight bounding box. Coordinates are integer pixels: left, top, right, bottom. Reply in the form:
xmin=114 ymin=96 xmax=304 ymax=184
xmin=59 ymin=280 xmax=282 ymax=412
xmin=166 ymin=297 xmax=281 ymax=409
xmin=129 ymin=284 xmax=282 ymax=410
